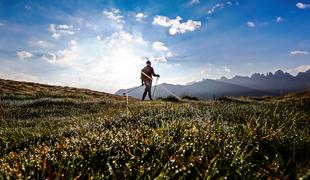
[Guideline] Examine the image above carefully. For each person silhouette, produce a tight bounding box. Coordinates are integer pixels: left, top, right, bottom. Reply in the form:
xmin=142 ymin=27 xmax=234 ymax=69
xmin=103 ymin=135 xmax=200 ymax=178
xmin=141 ymin=60 xmax=160 ymax=100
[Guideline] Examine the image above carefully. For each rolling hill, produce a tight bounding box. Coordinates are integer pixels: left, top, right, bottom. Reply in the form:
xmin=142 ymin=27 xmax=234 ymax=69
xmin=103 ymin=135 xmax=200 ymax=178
xmin=116 ymin=79 xmax=268 ymax=100
xmin=0 ymin=78 xmax=125 ymax=101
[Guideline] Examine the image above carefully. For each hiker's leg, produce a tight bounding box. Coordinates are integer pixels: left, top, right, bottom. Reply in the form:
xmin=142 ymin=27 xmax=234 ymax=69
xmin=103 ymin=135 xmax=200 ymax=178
xmin=148 ymin=86 xmax=152 ymax=100
xmin=142 ymin=88 xmax=147 ymax=100
xmin=143 ymin=81 xmax=152 ymax=100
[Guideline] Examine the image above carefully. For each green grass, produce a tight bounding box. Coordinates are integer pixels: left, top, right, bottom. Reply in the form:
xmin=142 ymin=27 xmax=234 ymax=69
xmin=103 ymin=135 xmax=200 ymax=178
xmin=0 ymin=79 xmax=309 ymax=179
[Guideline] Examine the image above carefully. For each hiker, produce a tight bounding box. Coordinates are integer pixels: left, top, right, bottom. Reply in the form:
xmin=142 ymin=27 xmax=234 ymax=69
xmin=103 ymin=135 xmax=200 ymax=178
xmin=141 ymin=60 xmax=160 ymax=100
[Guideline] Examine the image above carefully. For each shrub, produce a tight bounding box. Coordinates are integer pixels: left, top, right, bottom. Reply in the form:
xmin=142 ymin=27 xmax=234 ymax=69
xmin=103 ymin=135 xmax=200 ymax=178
xmin=157 ymin=95 xmax=180 ymax=102
xmin=181 ymin=95 xmax=199 ymax=101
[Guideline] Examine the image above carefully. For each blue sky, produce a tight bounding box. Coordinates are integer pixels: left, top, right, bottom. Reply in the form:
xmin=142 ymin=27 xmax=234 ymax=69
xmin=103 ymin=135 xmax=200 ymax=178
xmin=0 ymin=0 xmax=310 ymax=93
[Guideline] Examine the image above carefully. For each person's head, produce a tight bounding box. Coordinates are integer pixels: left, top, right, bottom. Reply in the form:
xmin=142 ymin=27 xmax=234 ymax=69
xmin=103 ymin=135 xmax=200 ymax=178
xmin=146 ymin=60 xmax=151 ymax=66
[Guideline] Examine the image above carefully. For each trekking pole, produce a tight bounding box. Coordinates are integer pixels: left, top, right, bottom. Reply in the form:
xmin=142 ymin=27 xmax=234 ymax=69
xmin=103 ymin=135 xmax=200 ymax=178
xmin=152 ymin=76 xmax=159 ymax=98
xmin=125 ymin=89 xmax=129 ymax=114
xmin=122 ymin=85 xmax=143 ymax=96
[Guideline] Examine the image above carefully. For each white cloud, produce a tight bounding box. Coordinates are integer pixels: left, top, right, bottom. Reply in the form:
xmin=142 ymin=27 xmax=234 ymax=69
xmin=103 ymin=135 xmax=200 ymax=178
xmin=0 ymin=68 xmax=42 ymax=82
xmin=105 ymin=31 xmax=147 ymax=47
xmin=30 ymin=40 xmax=54 ymax=48
xmin=153 ymin=16 xmax=173 ymax=27
xmin=148 ymin=56 xmax=167 ymax=63
xmin=49 ymin=24 xmax=74 ymax=39
xmin=150 ymin=42 xmax=173 ymax=64
xmin=16 ymin=51 xmax=33 ymax=59
xmin=96 ymin=35 xmax=102 ymax=41
xmin=276 ymin=16 xmax=283 ymax=23
xmin=135 ymin=13 xmax=147 ymax=21
xmin=37 ymin=40 xmax=48 ymax=46
xmin=103 ymin=8 xmax=124 ymax=24
xmin=205 ymin=2 xmax=236 ymax=15
xmin=152 ymin=41 xmax=169 ymax=51
xmin=296 ymin=2 xmax=310 ymax=9
xmin=49 ymin=24 xmax=57 ymax=31
xmin=166 ymin=51 xmax=173 ymax=57
xmin=0 ymin=22 xmax=4 ymax=27
xmin=153 ymin=15 xmax=201 ymax=35
xmin=43 ymin=40 xmax=79 ymax=66
xmin=290 ymin=50 xmax=309 ymax=56
xmin=287 ymin=65 xmax=310 ymax=75
xmin=52 ymin=33 xmax=60 ymax=39
xmin=223 ymin=66 xmax=231 ymax=73
xmin=247 ymin=21 xmax=255 ymax=28
xmin=189 ymin=0 xmax=200 ymax=5
xmin=208 ymin=3 xmax=224 ymax=14
xmin=58 ymin=24 xmax=69 ymax=29
xmin=247 ymin=62 xmax=254 ymax=66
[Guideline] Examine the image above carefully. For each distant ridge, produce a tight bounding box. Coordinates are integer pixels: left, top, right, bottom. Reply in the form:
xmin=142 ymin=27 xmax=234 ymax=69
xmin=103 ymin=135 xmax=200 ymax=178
xmin=218 ymin=69 xmax=310 ymax=95
xmin=115 ymin=69 xmax=310 ymax=100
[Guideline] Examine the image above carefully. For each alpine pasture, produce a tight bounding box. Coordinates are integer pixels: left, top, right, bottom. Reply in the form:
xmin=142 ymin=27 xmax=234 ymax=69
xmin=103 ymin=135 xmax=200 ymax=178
xmin=0 ymin=79 xmax=309 ymax=179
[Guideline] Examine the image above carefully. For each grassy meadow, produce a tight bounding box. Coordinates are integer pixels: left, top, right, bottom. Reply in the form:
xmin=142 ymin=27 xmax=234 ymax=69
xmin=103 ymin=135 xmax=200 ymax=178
xmin=0 ymin=79 xmax=309 ymax=179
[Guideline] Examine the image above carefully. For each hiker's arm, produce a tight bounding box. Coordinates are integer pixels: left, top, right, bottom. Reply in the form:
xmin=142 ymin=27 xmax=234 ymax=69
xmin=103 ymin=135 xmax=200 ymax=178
xmin=152 ymin=68 xmax=160 ymax=77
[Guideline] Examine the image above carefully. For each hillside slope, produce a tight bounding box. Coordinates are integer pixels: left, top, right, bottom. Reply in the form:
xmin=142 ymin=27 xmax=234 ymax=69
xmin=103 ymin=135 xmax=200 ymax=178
xmin=0 ymin=78 xmax=309 ymax=179
xmin=0 ymin=78 xmax=125 ymax=101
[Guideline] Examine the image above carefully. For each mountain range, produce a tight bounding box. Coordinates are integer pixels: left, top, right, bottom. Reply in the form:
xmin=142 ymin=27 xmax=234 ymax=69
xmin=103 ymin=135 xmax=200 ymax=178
xmin=115 ymin=69 xmax=310 ymax=100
